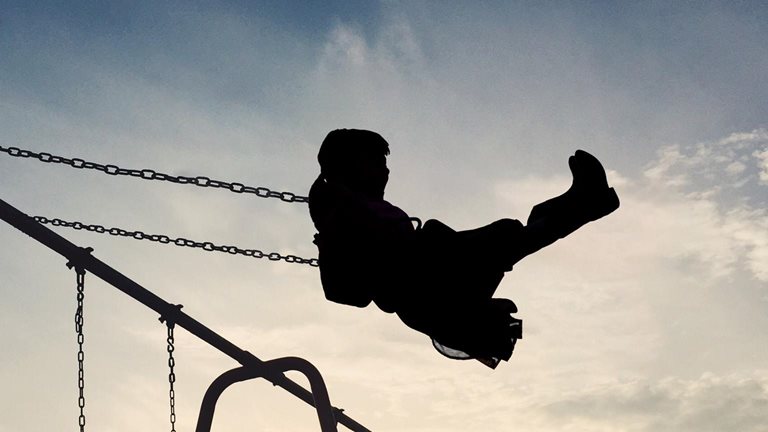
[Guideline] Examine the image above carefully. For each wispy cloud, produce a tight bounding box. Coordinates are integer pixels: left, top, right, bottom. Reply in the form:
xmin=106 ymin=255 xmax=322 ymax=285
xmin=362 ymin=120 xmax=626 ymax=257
xmin=641 ymin=129 xmax=768 ymax=281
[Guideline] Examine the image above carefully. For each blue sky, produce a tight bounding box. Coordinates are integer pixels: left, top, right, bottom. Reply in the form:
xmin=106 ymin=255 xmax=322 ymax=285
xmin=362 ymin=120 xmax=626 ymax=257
xmin=4 ymin=1 xmax=767 ymax=177
xmin=1 ymin=2 xmax=767 ymax=431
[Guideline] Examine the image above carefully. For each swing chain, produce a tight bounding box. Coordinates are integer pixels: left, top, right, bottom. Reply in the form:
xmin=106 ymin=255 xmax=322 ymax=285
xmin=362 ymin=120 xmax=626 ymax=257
xmin=166 ymin=323 xmax=177 ymax=432
xmin=0 ymin=145 xmax=308 ymax=203
xmin=33 ymin=216 xmax=320 ymax=267
xmin=160 ymin=305 xmax=183 ymax=432
xmin=74 ymin=268 xmax=86 ymax=431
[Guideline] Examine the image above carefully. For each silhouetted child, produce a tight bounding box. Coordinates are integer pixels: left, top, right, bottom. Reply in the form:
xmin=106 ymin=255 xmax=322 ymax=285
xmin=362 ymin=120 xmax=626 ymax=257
xmin=309 ymin=129 xmax=619 ymax=368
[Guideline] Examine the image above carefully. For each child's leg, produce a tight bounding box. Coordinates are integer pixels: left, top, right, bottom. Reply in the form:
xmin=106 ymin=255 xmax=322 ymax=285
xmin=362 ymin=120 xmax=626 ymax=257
xmin=454 ymin=219 xmax=526 ymax=271
xmin=516 ymin=149 xmax=619 ymax=261
xmin=456 ymin=150 xmax=620 ymax=269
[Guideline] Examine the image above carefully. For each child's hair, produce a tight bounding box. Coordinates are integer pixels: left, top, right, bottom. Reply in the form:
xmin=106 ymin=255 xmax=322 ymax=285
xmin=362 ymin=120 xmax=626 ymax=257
xmin=318 ymin=129 xmax=390 ymax=180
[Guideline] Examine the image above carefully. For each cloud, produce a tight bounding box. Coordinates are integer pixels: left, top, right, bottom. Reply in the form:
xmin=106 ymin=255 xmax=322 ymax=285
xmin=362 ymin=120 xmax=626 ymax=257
xmin=540 ymin=372 xmax=768 ymax=432
xmin=643 ymin=128 xmax=768 ymax=199
xmin=755 ymin=148 xmax=768 ymax=185
xmin=639 ymin=129 xmax=768 ymax=282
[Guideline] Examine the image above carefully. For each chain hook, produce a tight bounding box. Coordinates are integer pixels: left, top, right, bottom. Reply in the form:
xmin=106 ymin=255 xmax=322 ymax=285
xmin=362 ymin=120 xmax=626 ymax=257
xmin=66 ymin=247 xmax=94 ymax=273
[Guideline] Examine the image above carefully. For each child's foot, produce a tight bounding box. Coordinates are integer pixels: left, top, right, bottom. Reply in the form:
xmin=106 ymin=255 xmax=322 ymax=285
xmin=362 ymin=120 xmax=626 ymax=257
xmin=568 ymin=149 xmax=620 ymax=222
xmin=528 ymin=150 xmax=619 ymax=226
xmin=570 ymin=149 xmax=609 ymax=192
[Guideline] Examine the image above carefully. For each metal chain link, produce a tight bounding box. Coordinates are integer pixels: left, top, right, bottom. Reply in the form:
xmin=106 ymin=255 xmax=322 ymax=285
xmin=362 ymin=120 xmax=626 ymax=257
xmin=0 ymin=145 xmax=308 ymax=203
xmin=167 ymin=323 xmax=177 ymax=432
xmin=33 ymin=216 xmax=319 ymax=267
xmin=74 ymin=268 xmax=86 ymax=431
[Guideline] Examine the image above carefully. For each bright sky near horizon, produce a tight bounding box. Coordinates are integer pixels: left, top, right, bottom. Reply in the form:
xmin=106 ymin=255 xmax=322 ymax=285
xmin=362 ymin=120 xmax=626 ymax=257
xmin=1 ymin=1 xmax=767 ymax=431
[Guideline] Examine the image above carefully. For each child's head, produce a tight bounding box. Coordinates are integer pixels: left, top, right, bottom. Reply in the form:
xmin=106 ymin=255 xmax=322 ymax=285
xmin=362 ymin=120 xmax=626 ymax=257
xmin=318 ymin=129 xmax=390 ymax=199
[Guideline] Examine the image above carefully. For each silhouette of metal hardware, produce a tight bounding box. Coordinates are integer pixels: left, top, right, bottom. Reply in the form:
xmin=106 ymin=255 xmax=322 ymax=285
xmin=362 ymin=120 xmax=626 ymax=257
xmin=0 ymin=145 xmax=308 ymax=203
xmin=165 ymin=316 xmax=179 ymax=432
xmin=32 ymin=216 xmax=320 ymax=267
xmin=0 ymin=196 xmax=369 ymax=432
xmin=195 ymin=357 xmax=337 ymax=432
xmin=73 ymin=266 xmax=87 ymax=431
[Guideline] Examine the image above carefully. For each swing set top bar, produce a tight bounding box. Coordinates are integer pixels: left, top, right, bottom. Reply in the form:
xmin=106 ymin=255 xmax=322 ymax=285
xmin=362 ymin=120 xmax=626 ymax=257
xmin=0 ymin=196 xmax=370 ymax=432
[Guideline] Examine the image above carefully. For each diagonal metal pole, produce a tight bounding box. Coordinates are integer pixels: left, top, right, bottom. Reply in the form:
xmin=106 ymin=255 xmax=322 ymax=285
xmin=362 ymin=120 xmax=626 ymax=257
xmin=0 ymin=196 xmax=371 ymax=432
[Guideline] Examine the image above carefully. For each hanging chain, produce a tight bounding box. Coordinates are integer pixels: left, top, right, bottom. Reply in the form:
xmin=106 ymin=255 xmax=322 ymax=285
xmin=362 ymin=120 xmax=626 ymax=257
xmin=0 ymin=145 xmax=308 ymax=203
xmin=33 ymin=216 xmax=319 ymax=267
xmin=2 ymin=145 xmax=321 ymax=266
xmin=166 ymin=323 xmax=177 ymax=432
xmin=74 ymin=268 xmax=87 ymax=431
xmin=160 ymin=305 xmax=182 ymax=432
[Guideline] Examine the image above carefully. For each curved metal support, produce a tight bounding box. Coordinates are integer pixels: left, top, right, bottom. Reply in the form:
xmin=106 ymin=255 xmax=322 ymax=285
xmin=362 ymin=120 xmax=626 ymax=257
xmin=196 ymin=356 xmax=337 ymax=432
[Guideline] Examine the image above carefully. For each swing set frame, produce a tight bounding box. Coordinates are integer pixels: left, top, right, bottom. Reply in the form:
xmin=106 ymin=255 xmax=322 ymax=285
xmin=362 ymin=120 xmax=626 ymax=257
xmin=0 ymin=196 xmax=370 ymax=432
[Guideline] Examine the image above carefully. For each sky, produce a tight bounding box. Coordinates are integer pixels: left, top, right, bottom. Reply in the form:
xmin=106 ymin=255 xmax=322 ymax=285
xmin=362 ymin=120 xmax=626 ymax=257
xmin=1 ymin=1 xmax=767 ymax=431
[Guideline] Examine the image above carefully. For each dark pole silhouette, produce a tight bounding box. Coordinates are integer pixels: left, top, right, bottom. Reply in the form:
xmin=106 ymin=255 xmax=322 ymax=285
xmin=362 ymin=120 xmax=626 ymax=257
xmin=309 ymin=129 xmax=620 ymax=368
